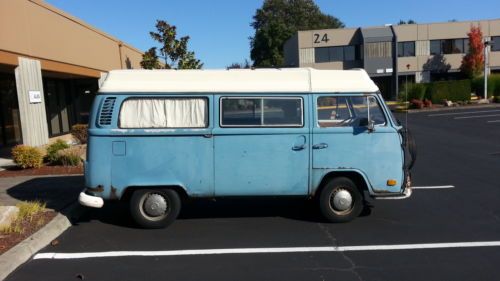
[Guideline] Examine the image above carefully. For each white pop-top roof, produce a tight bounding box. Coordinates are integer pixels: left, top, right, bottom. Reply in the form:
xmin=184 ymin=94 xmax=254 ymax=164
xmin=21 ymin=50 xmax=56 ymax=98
xmin=99 ymin=68 xmax=379 ymax=94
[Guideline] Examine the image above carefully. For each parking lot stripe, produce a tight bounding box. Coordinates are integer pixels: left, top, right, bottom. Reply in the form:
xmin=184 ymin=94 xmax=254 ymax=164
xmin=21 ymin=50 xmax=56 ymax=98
xmin=487 ymin=120 xmax=500 ymax=123
xmin=33 ymin=241 xmax=500 ymax=260
xmin=412 ymin=185 xmax=455 ymax=189
xmin=428 ymin=110 xmax=500 ymax=117
xmin=454 ymin=114 xmax=500 ymax=120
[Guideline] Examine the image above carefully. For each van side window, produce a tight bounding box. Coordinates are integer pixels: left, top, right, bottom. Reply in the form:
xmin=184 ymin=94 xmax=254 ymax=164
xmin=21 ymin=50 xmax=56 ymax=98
xmin=119 ymin=98 xmax=208 ymax=128
xmin=220 ymin=97 xmax=303 ymax=127
xmin=317 ymin=96 xmax=386 ymax=127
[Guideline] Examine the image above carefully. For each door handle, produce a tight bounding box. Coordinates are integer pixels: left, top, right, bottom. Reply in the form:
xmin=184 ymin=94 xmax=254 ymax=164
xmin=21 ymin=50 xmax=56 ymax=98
xmin=203 ymin=134 xmax=213 ymax=138
xmin=312 ymin=143 xmax=328 ymax=149
xmin=292 ymin=144 xmax=306 ymax=151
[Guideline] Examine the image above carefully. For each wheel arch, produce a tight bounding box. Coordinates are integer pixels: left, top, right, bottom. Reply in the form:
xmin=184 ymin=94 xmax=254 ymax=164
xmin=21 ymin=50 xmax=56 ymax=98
xmin=313 ymin=170 xmax=371 ymax=199
xmin=121 ymin=185 xmax=189 ymax=202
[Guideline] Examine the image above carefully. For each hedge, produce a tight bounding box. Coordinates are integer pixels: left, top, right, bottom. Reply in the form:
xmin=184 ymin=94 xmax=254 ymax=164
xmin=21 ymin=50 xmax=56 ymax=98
xmin=399 ymin=83 xmax=427 ymax=101
xmin=426 ymin=79 xmax=471 ymax=103
xmin=471 ymin=75 xmax=500 ymax=98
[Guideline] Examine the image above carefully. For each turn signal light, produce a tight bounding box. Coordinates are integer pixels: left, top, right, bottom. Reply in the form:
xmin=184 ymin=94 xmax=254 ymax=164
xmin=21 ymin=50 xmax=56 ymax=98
xmin=387 ymin=179 xmax=397 ymax=186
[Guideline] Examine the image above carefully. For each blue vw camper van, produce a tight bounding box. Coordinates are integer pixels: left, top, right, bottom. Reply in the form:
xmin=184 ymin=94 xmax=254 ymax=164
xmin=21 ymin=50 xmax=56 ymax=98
xmin=79 ymin=68 xmax=415 ymax=228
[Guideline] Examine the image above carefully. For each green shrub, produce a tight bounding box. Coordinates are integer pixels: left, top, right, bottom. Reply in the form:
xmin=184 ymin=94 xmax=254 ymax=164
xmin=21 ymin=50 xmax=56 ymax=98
xmin=71 ymin=124 xmax=88 ymax=144
xmin=56 ymin=148 xmax=82 ymax=166
xmin=427 ymin=80 xmax=471 ymax=103
xmin=46 ymin=139 xmax=70 ymax=164
xmin=399 ymin=83 xmax=427 ymax=101
xmin=471 ymin=75 xmax=500 ymax=98
xmin=11 ymin=145 xmax=43 ymax=169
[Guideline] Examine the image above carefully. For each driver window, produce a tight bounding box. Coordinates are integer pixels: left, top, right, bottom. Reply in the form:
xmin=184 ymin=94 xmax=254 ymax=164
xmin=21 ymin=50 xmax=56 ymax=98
xmin=317 ymin=96 xmax=386 ymax=128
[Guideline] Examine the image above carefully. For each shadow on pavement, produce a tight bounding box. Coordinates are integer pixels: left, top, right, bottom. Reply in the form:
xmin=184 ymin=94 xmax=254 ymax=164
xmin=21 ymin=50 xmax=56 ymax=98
xmin=75 ymin=197 xmax=372 ymax=228
xmin=6 ymin=176 xmax=84 ymax=218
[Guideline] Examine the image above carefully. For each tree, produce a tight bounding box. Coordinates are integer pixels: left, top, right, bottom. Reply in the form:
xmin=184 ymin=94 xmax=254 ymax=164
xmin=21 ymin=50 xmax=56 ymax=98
xmin=250 ymin=0 xmax=344 ymax=67
xmin=140 ymin=20 xmax=203 ymax=69
xmin=398 ymin=19 xmax=417 ymax=25
xmin=140 ymin=47 xmax=161 ymax=69
xmin=460 ymin=25 xmax=484 ymax=78
xmin=226 ymin=59 xmax=251 ymax=69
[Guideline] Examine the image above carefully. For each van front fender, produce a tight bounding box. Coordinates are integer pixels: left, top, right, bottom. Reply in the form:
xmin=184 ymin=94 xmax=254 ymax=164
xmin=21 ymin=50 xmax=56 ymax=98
xmin=312 ymin=168 xmax=374 ymax=196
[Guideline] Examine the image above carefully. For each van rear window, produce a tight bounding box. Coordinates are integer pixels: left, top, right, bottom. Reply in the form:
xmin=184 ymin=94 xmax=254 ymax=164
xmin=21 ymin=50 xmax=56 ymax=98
xmin=220 ymin=97 xmax=303 ymax=127
xmin=119 ymin=98 xmax=208 ymax=128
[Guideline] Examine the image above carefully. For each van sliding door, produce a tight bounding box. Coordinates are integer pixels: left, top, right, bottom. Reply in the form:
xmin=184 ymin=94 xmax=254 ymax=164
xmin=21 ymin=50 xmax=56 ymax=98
xmin=213 ymin=95 xmax=310 ymax=196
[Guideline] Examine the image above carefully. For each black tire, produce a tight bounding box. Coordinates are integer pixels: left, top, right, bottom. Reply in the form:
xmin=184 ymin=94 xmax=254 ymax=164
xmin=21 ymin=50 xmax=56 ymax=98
xmin=130 ymin=189 xmax=181 ymax=229
xmin=319 ymin=177 xmax=363 ymax=223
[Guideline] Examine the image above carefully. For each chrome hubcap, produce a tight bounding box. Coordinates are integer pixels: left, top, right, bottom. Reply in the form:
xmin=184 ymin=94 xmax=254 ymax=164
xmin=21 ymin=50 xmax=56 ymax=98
xmin=143 ymin=193 xmax=167 ymax=217
xmin=331 ymin=189 xmax=353 ymax=212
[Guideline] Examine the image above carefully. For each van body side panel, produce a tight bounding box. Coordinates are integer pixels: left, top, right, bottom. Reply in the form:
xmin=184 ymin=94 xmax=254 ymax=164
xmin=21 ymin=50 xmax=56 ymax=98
xmin=109 ymin=135 xmax=214 ymax=198
xmin=311 ymin=94 xmax=404 ymax=194
xmin=212 ymin=94 xmax=310 ymax=196
xmin=84 ymin=135 xmax=112 ymax=196
xmin=86 ymin=94 xmax=214 ymax=199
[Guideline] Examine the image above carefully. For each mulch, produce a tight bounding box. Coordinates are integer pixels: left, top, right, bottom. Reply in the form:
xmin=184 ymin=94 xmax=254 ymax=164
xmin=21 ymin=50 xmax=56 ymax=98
xmin=0 ymin=165 xmax=83 ymax=178
xmin=0 ymin=210 xmax=57 ymax=255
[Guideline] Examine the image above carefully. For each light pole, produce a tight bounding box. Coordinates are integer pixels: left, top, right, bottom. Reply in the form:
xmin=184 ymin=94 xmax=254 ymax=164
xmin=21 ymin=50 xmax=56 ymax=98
xmin=484 ymin=40 xmax=490 ymax=101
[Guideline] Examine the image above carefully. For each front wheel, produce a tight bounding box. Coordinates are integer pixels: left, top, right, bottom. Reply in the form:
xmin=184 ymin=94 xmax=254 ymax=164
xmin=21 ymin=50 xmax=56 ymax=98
xmin=130 ymin=189 xmax=181 ymax=229
xmin=319 ymin=177 xmax=363 ymax=223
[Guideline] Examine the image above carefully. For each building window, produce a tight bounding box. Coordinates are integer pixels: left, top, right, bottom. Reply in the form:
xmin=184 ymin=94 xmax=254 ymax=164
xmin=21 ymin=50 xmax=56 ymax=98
xmin=398 ymin=41 xmax=415 ymax=57
xmin=430 ymin=39 xmax=469 ymax=55
xmin=220 ymin=97 xmax=303 ymax=127
xmin=314 ymin=45 xmax=360 ymax=63
xmin=330 ymin=46 xmax=344 ymax=61
xmin=364 ymin=42 xmax=392 ymax=58
xmin=430 ymin=40 xmax=441 ymax=55
xmin=314 ymin=47 xmax=330 ymax=63
xmin=492 ymin=36 xmax=500 ymax=52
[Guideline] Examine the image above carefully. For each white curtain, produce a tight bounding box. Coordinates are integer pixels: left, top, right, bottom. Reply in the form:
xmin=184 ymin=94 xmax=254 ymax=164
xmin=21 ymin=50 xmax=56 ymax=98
xmin=120 ymin=98 xmax=207 ymax=128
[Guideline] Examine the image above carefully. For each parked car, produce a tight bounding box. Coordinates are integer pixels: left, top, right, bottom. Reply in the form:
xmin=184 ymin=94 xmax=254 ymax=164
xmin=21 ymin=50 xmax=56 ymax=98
xmin=79 ymin=68 xmax=414 ymax=228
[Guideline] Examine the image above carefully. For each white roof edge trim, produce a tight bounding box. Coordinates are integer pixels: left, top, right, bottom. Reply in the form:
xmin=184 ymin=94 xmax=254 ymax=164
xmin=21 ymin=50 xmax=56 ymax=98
xmin=98 ymin=68 xmax=379 ymax=94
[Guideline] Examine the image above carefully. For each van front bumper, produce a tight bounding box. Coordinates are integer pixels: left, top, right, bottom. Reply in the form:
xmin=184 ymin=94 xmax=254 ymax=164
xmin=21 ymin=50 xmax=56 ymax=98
xmin=78 ymin=191 xmax=104 ymax=208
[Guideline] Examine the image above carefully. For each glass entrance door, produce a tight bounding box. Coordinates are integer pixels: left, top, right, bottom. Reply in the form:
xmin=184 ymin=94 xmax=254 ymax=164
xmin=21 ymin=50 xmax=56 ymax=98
xmin=44 ymin=78 xmax=73 ymax=137
xmin=0 ymin=73 xmax=22 ymax=146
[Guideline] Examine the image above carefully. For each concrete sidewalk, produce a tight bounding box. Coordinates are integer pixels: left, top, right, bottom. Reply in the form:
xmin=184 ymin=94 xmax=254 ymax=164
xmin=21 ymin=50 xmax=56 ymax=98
xmin=0 ymin=158 xmax=15 ymax=172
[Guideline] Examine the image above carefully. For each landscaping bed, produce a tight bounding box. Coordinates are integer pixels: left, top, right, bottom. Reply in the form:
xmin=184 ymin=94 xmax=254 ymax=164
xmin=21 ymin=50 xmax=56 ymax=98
xmin=0 ymin=165 xmax=83 ymax=178
xmin=0 ymin=203 xmax=56 ymax=255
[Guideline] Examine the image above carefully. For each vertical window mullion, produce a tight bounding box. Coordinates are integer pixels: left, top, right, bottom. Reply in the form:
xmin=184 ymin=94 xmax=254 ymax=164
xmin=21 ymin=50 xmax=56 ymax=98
xmin=260 ymin=98 xmax=264 ymax=126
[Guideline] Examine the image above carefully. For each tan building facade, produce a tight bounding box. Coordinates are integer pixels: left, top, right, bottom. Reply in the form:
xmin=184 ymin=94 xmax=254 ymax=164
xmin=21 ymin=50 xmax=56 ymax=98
xmin=284 ymin=19 xmax=500 ymax=99
xmin=0 ymin=0 xmax=143 ymax=147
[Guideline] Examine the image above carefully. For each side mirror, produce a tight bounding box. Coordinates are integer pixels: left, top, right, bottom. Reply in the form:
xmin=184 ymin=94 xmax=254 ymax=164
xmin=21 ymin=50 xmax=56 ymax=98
xmin=359 ymin=118 xmax=376 ymax=132
xmin=367 ymin=119 xmax=375 ymax=132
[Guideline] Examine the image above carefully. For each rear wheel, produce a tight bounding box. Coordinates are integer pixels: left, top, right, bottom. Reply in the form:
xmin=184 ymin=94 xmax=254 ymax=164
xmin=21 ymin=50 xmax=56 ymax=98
xmin=130 ymin=189 xmax=181 ymax=229
xmin=319 ymin=177 xmax=363 ymax=223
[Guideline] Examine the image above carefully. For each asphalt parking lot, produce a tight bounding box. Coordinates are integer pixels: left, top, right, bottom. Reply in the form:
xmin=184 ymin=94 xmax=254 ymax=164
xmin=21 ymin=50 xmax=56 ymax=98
xmin=7 ymin=106 xmax=500 ymax=281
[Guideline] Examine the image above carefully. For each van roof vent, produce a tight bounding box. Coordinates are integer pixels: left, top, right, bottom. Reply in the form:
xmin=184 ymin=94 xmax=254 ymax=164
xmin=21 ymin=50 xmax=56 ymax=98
xmin=98 ymin=97 xmax=116 ymax=126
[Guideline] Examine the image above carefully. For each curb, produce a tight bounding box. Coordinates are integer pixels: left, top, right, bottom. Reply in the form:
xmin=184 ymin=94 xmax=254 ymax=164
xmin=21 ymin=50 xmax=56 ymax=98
xmin=0 ymin=202 xmax=85 ymax=281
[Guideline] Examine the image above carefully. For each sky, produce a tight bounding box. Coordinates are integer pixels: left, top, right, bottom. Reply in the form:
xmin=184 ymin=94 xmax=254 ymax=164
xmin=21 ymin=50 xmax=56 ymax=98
xmin=46 ymin=0 xmax=500 ymax=69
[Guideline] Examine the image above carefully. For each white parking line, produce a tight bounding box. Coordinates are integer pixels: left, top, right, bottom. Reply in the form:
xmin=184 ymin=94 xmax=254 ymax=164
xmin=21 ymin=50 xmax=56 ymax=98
xmin=428 ymin=109 xmax=500 ymax=117
xmin=454 ymin=114 xmax=500 ymax=120
xmin=33 ymin=241 xmax=500 ymax=260
xmin=412 ymin=185 xmax=455 ymax=189
xmin=487 ymin=120 xmax=500 ymax=123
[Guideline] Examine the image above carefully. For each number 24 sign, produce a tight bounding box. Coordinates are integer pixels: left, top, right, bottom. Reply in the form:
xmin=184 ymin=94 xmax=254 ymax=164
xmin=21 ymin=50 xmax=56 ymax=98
xmin=313 ymin=33 xmax=330 ymax=44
